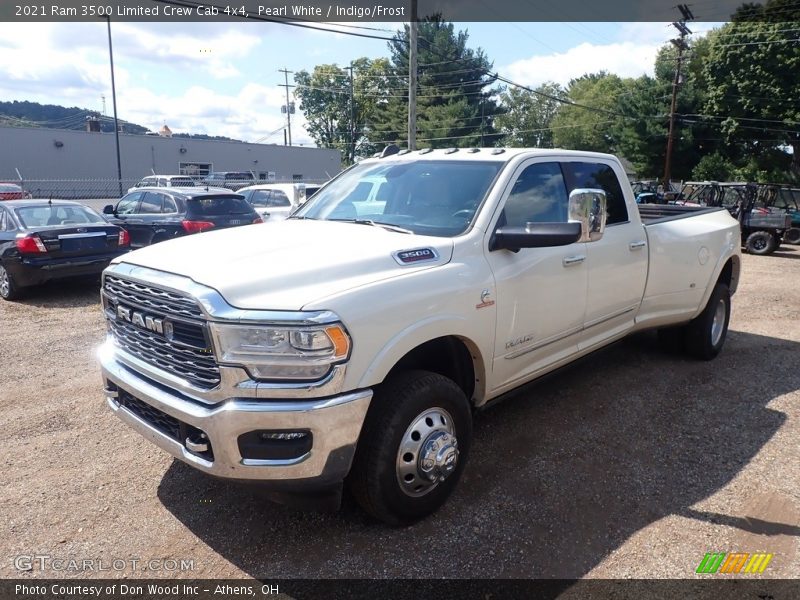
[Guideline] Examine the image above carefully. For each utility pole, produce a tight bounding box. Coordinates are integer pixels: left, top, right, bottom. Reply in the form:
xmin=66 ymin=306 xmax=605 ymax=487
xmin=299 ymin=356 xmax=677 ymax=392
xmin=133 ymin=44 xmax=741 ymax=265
xmin=279 ymin=68 xmax=293 ymax=146
xmin=407 ymin=0 xmax=418 ymax=150
xmin=347 ymin=62 xmax=356 ymax=164
xmin=105 ymin=17 xmax=123 ymax=197
xmin=663 ymin=4 xmax=694 ymax=190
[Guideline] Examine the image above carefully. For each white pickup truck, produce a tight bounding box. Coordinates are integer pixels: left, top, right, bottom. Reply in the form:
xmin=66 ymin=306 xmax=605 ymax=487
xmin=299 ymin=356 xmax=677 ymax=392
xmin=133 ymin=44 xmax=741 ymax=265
xmin=99 ymin=148 xmax=741 ymax=524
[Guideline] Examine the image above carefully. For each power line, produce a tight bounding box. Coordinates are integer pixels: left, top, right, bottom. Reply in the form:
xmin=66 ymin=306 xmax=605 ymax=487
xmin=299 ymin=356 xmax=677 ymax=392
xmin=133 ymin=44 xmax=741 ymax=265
xmin=152 ymin=0 xmax=397 ymax=41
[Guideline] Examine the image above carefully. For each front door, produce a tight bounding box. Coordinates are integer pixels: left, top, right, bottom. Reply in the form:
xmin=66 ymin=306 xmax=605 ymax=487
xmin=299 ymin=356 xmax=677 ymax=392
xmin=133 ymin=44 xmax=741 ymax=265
xmin=485 ymin=160 xmax=588 ymax=393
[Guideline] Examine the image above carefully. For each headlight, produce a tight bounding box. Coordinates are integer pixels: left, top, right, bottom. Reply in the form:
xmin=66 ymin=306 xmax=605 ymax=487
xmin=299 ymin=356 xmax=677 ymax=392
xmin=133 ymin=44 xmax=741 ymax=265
xmin=209 ymin=322 xmax=350 ymax=381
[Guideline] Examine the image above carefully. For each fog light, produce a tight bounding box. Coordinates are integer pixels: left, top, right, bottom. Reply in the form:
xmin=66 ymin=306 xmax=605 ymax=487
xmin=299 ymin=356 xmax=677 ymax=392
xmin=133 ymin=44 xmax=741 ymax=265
xmin=260 ymin=432 xmax=307 ymax=441
xmin=238 ymin=430 xmax=312 ymax=461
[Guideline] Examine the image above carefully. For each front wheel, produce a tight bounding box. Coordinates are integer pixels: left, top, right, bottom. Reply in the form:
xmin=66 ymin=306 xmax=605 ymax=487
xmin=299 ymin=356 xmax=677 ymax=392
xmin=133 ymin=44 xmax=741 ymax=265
xmin=745 ymin=230 xmax=777 ymax=255
xmin=348 ymin=370 xmax=472 ymax=525
xmin=684 ymin=283 xmax=731 ymax=360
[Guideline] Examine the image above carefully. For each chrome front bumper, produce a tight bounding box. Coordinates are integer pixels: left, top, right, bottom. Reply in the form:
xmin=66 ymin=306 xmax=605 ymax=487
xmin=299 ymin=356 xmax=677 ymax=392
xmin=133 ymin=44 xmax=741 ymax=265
xmin=100 ymin=343 xmax=372 ymax=485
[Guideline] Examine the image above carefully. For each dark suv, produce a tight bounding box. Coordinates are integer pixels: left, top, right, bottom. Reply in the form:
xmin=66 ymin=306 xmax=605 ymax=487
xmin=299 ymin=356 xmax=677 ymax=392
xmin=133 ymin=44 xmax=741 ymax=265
xmin=202 ymin=171 xmax=255 ymax=191
xmin=103 ymin=188 xmax=262 ymax=248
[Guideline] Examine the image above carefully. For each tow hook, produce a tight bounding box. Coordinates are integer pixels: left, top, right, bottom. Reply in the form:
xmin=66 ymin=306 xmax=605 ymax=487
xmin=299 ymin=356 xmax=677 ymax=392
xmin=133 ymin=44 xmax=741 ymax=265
xmin=185 ymin=432 xmax=209 ymax=453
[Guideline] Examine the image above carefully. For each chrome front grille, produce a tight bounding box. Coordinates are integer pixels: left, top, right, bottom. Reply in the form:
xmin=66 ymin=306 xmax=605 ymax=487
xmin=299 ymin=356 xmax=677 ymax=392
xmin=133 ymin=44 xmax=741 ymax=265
xmin=104 ymin=275 xmax=204 ymax=320
xmin=103 ymin=275 xmax=221 ymax=389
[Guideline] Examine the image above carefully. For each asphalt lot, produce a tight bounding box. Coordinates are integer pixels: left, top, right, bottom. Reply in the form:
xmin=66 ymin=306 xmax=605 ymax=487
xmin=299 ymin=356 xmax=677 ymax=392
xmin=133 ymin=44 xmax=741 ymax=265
xmin=0 ymin=250 xmax=798 ymax=580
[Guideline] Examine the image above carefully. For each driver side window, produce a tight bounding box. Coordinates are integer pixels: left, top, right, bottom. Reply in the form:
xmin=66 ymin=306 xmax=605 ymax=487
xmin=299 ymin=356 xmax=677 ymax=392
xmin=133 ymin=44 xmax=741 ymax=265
xmin=502 ymin=162 xmax=569 ymax=227
xmin=116 ymin=192 xmax=143 ymax=214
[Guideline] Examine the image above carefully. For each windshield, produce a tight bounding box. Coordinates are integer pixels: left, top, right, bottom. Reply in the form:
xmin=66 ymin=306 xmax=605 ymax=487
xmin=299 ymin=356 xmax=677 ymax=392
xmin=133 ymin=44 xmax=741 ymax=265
xmin=293 ymin=160 xmax=503 ymax=237
xmin=249 ymin=190 xmax=291 ymax=208
xmin=15 ymin=205 xmax=106 ymax=228
xmin=187 ymin=196 xmax=253 ymax=216
xmin=170 ymin=177 xmax=195 ymax=187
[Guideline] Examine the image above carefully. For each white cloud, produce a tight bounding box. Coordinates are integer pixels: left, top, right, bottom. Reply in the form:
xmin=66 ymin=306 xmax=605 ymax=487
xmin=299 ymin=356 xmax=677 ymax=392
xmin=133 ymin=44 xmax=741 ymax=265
xmin=503 ymin=41 xmax=661 ymax=88
xmin=0 ymin=23 xmax=314 ymax=145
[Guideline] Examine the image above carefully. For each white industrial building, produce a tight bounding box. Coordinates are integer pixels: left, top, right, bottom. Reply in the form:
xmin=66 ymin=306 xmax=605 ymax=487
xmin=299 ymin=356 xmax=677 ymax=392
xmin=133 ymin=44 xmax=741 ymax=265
xmin=0 ymin=125 xmax=341 ymax=197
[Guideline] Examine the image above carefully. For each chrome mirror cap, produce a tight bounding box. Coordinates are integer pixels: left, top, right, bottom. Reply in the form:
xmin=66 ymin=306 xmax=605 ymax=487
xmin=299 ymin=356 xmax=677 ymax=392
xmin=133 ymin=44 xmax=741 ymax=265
xmin=569 ymin=188 xmax=607 ymax=242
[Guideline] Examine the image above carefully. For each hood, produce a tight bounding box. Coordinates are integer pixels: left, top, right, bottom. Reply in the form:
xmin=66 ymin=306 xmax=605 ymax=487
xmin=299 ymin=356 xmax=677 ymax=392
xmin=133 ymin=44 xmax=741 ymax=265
xmin=113 ymin=219 xmax=454 ymax=310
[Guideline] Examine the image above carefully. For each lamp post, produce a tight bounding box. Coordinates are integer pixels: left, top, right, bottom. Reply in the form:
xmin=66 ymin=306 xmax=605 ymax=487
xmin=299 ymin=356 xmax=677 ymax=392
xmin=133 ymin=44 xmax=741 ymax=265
xmin=105 ymin=16 xmax=123 ymax=196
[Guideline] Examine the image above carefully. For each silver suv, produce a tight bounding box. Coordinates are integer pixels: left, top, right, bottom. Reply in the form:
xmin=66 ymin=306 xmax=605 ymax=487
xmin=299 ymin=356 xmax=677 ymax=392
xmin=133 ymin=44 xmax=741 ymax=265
xmin=128 ymin=175 xmax=196 ymax=193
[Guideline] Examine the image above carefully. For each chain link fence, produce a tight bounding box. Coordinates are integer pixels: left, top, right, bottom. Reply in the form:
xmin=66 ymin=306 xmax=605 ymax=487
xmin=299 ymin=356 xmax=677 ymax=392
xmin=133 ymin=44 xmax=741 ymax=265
xmin=1 ymin=177 xmax=331 ymax=204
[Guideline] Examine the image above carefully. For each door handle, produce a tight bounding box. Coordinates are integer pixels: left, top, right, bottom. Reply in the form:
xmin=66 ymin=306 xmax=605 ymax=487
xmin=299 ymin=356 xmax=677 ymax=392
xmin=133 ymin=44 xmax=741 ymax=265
xmin=562 ymin=255 xmax=586 ymax=267
xmin=629 ymin=241 xmax=647 ymax=251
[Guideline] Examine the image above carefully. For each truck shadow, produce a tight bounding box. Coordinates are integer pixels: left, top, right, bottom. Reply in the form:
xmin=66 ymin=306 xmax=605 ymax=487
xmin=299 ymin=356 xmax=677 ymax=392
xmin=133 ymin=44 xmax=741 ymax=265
xmin=156 ymin=329 xmax=796 ymax=578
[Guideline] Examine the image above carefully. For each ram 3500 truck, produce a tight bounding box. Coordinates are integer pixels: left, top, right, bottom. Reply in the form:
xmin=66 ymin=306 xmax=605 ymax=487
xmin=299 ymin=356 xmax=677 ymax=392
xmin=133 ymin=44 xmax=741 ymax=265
xmin=99 ymin=149 xmax=741 ymax=524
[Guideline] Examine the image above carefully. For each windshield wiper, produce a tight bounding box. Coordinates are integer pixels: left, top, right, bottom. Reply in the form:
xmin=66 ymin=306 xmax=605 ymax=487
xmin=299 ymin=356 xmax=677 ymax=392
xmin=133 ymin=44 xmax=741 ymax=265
xmin=332 ymin=218 xmax=413 ymax=234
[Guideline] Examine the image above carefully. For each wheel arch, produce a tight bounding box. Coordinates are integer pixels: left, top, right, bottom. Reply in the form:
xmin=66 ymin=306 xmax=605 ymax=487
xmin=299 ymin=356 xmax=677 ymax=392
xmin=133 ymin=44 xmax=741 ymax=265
xmin=357 ymin=323 xmax=487 ymax=405
xmin=694 ymin=253 xmax=740 ymax=319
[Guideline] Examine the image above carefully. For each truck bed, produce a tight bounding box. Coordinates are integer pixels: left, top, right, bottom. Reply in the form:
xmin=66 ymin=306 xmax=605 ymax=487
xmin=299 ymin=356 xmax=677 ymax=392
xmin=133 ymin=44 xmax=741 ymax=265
xmin=638 ymin=204 xmax=726 ymax=225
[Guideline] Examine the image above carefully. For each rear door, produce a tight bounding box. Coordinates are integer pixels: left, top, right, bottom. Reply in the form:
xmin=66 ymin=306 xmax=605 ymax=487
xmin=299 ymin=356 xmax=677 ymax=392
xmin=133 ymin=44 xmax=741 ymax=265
xmin=485 ymin=159 xmax=588 ymax=391
xmin=561 ymin=160 xmax=648 ymax=349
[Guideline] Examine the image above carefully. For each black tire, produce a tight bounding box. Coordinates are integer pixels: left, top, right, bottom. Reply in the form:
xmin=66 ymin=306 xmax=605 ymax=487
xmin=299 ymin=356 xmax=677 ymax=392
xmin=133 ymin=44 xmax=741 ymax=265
xmin=684 ymin=283 xmax=731 ymax=360
xmin=0 ymin=263 xmax=22 ymax=301
xmin=348 ymin=370 xmax=472 ymax=525
xmin=745 ymin=230 xmax=777 ymax=255
xmin=784 ymin=227 xmax=800 ymax=245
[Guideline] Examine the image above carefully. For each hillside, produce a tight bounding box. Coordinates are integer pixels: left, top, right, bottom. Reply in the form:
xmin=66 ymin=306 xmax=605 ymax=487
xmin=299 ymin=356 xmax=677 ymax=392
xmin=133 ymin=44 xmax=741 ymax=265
xmin=0 ymin=100 xmax=240 ymax=141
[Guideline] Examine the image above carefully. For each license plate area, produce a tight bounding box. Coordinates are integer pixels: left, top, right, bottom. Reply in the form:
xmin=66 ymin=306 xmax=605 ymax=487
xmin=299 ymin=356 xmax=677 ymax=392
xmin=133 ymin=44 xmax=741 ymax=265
xmin=58 ymin=232 xmax=107 ymax=252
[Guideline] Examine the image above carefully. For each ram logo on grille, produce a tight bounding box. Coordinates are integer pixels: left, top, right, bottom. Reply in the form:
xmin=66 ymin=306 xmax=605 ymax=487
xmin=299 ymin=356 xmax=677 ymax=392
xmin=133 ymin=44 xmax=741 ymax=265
xmin=117 ymin=305 xmax=165 ymax=335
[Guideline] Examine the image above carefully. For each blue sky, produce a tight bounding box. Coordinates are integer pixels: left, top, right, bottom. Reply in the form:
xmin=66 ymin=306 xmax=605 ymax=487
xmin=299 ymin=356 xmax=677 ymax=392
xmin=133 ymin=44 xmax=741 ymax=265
xmin=0 ymin=21 xmax=722 ymax=145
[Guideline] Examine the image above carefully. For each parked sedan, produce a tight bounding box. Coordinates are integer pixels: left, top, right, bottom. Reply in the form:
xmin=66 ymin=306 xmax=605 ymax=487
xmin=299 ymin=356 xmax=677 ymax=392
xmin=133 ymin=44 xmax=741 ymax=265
xmin=0 ymin=183 xmax=29 ymax=201
xmin=0 ymin=200 xmax=130 ymax=300
xmin=103 ymin=187 xmax=262 ymax=248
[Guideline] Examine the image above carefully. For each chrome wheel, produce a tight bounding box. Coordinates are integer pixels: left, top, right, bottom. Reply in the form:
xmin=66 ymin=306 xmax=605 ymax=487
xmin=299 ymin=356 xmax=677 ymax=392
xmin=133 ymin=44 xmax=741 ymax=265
xmin=710 ymin=297 xmax=727 ymax=347
xmin=396 ymin=407 xmax=458 ymax=497
xmin=0 ymin=266 xmax=9 ymax=298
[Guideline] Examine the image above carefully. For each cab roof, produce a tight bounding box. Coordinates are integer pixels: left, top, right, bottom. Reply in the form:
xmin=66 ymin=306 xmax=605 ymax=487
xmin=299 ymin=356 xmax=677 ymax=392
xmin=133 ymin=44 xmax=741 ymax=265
xmin=361 ymin=146 xmax=618 ymax=164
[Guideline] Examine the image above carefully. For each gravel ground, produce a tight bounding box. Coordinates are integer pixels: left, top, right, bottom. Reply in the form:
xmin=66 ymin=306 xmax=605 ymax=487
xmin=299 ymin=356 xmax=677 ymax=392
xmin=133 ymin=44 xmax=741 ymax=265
xmin=0 ymin=250 xmax=798 ymax=580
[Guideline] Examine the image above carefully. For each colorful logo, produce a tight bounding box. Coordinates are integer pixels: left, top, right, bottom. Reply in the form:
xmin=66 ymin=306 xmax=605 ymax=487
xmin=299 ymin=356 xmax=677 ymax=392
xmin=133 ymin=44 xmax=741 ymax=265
xmin=696 ymin=552 xmax=774 ymax=574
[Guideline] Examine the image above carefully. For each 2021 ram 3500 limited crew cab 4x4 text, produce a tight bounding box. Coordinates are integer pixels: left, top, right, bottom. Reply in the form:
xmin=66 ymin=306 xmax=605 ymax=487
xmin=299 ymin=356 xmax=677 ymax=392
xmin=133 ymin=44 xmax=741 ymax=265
xmin=98 ymin=148 xmax=741 ymax=524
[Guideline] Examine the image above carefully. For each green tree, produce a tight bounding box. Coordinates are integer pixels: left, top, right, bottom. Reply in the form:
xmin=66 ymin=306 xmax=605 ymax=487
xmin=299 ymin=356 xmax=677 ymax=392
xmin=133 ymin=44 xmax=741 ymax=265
xmin=294 ymin=64 xmax=351 ymax=154
xmin=373 ymin=19 xmax=501 ymax=148
xmin=495 ymin=83 xmax=565 ymax=148
xmin=692 ymin=152 xmax=736 ymax=180
xmin=294 ymin=58 xmax=393 ymax=162
xmin=611 ymin=41 xmax=716 ymax=180
xmin=551 ymin=72 xmax=627 ymax=152
xmin=702 ymin=0 xmax=800 ymax=179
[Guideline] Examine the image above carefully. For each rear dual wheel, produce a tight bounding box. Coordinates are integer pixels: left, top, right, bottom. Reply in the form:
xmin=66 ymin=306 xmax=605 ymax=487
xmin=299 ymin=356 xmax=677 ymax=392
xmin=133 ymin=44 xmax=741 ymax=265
xmin=348 ymin=370 xmax=472 ymax=525
xmin=658 ymin=282 xmax=731 ymax=360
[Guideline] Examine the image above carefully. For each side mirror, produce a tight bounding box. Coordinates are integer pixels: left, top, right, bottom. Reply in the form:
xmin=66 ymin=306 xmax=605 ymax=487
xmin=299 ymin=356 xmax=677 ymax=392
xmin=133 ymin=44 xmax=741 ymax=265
xmin=491 ymin=222 xmax=582 ymax=252
xmin=103 ymin=205 xmax=115 ymax=215
xmin=568 ymin=188 xmax=607 ymax=242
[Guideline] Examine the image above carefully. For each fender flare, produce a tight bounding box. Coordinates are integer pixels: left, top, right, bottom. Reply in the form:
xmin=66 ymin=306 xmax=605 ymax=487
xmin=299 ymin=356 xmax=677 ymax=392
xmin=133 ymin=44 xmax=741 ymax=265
xmin=356 ymin=314 xmax=488 ymax=401
xmin=692 ymin=250 xmax=740 ymax=319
